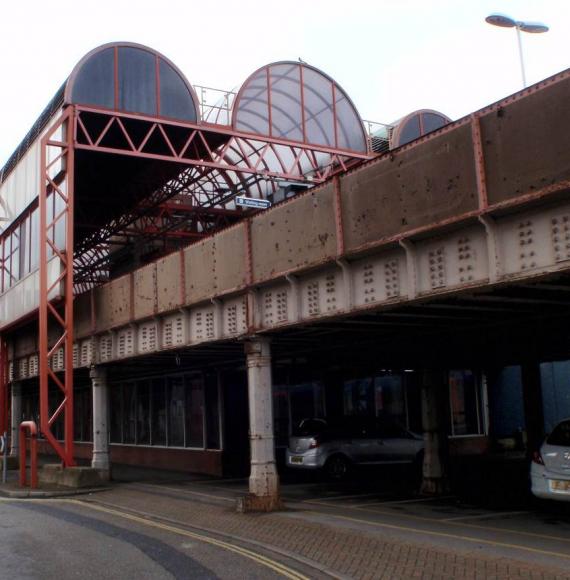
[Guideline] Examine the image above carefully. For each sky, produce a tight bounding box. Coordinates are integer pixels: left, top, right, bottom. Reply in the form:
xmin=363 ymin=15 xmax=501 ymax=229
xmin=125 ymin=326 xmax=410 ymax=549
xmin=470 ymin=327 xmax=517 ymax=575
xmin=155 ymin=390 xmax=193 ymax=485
xmin=1 ymin=0 xmax=568 ymax=166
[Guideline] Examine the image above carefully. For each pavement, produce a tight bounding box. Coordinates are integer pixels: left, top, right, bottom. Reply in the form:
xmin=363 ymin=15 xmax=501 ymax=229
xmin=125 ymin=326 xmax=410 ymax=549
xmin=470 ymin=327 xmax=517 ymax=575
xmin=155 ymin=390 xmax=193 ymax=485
xmin=4 ymin=463 xmax=570 ymax=579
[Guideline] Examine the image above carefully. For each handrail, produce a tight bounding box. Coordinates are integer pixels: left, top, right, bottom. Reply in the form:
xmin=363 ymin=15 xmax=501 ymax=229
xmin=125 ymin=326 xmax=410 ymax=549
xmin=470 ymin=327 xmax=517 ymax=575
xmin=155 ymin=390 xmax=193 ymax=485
xmin=19 ymin=421 xmax=38 ymax=489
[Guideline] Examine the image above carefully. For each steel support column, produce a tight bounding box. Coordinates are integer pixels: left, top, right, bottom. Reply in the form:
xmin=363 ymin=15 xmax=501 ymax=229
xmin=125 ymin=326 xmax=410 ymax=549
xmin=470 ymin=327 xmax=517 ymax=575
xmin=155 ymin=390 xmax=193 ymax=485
xmin=90 ymin=366 xmax=110 ymax=476
xmin=39 ymin=107 xmax=76 ymax=466
xmin=238 ymin=337 xmax=281 ymax=512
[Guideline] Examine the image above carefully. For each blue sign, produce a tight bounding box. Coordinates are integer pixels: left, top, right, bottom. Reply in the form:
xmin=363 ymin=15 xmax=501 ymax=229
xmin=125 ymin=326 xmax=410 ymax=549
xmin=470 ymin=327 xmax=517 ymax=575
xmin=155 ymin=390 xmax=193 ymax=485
xmin=236 ymin=196 xmax=272 ymax=210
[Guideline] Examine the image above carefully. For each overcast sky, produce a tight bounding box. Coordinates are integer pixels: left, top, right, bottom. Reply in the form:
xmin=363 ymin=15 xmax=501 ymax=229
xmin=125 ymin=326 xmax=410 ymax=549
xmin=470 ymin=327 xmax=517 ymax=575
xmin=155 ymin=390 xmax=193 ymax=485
xmin=1 ymin=0 xmax=568 ymax=166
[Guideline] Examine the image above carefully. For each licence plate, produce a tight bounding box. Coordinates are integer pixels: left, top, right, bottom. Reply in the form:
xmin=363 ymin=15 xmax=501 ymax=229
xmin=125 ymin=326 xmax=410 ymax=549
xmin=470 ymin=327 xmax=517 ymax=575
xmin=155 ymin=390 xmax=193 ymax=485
xmin=550 ymin=479 xmax=570 ymax=492
xmin=290 ymin=456 xmax=303 ymax=465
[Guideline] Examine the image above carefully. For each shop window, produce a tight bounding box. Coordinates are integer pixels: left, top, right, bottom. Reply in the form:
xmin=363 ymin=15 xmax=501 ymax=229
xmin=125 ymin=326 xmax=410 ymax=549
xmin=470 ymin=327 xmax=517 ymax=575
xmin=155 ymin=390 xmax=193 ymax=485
xmin=136 ymin=381 xmax=151 ymax=445
xmin=185 ymin=375 xmax=204 ymax=448
xmin=152 ymin=378 xmax=167 ymax=445
xmin=74 ymin=388 xmax=93 ymax=442
xmin=374 ymin=374 xmax=406 ymax=425
xmin=168 ymin=376 xmax=185 ymax=447
xmin=48 ymin=388 xmax=64 ymax=441
xmin=110 ymin=385 xmax=123 ymax=443
xmin=108 ymin=372 xmax=218 ymax=449
xmin=290 ymin=382 xmax=325 ymax=430
xmin=449 ymin=370 xmax=486 ymax=436
xmin=123 ymin=383 xmax=137 ymax=444
xmin=205 ymin=374 xmax=221 ymax=449
xmin=344 ymin=378 xmax=374 ymax=416
xmin=273 ymin=385 xmax=290 ymax=447
xmin=273 ymin=381 xmax=325 ymax=446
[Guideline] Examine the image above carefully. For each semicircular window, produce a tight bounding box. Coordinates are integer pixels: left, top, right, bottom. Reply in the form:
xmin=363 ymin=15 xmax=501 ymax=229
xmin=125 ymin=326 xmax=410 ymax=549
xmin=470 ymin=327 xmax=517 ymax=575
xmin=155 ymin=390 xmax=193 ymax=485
xmin=68 ymin=45 xmax=198 ymax=122
xmin=233 ymin=62 xmax=367 ymax=153
xmin=391 ymin=110 xmax=451 ymax=148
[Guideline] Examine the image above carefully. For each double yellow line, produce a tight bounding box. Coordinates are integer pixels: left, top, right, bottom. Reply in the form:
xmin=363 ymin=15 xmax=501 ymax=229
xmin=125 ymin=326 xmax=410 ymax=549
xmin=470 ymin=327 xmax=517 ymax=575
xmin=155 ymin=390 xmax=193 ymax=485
xmin=69 ymin=500 xmax=309 ymax=580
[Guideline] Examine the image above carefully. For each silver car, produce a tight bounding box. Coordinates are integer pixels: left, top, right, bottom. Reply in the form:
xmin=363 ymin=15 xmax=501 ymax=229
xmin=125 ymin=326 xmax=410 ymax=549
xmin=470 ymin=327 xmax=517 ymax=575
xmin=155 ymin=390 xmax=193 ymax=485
xmin=531 ymin=418 xmax=570 ymax=502
xmin=286 ymin=417 xmax=424 ymax=479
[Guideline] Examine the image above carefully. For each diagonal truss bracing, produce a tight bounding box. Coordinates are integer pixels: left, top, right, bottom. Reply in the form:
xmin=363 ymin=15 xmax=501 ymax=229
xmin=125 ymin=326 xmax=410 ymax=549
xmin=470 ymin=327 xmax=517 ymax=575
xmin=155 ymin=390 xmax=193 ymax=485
xmin=35 ymin=103 xmax=372 ymax=463
xmin=39 ymin=107 xmax=75 ymax=466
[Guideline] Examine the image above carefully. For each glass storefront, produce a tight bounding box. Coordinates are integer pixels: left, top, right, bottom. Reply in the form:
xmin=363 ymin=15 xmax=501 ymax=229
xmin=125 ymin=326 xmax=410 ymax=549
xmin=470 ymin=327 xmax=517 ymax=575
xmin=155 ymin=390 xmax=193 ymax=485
xmin=273 ymin=381 xmax=325 ymax=447
xmin=110 ymin=372 xmax=221 ymax=449
xmin=449 ymin=370 xmax=486 ymax=436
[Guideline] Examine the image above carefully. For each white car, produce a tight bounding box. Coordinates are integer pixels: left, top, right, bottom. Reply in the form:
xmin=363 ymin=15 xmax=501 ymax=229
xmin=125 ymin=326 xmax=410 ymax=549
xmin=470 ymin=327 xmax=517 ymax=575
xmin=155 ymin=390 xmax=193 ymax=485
xmin=531 ymin=418 xmax=570 ymax=502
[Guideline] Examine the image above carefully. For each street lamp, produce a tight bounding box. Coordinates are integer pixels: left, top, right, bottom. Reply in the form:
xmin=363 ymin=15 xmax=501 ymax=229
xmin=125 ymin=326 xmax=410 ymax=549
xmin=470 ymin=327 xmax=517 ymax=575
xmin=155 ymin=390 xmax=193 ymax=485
xmin=485 ymin=13 xmax=549 ymax=88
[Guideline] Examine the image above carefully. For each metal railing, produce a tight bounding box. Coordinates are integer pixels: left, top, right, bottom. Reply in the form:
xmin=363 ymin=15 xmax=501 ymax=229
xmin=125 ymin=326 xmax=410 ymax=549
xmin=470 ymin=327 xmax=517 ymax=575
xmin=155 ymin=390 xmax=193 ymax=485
xmin=362 ymin=120 xmax=394 ymax=154
xmin=194 ymin=85 xmax=236 ymax=125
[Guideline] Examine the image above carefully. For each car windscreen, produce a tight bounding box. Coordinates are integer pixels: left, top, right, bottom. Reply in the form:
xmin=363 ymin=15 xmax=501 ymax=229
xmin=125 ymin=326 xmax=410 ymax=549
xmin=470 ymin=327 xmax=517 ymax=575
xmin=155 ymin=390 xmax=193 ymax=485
xmin=546 ymin=420 xmax=570 ymax=447
xmin=293 ymin=419 xmax=328 ymax=436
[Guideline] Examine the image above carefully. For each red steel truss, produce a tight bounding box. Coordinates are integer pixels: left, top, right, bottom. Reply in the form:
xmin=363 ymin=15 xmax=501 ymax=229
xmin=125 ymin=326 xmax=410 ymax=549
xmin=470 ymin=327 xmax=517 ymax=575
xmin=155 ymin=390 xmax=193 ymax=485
xmin=39 ymin=107 xmax=75 ymax=466
xmin=33 ymin=103 xmax=372 ymax=464
xmin=74 ymin=106 xmax=369 ymax=183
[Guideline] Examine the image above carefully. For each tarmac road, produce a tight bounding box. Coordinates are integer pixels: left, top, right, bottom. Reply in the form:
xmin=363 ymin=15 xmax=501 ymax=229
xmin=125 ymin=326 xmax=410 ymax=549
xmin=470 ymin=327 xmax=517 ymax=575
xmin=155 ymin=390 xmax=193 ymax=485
xmin=0 ymin=499 xmax=314 ymax=580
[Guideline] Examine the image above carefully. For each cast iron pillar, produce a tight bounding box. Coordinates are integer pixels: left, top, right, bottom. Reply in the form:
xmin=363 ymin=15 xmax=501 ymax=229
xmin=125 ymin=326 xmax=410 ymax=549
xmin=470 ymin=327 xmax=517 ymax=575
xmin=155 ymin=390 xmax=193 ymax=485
xmin=9 ymin=382 xmax=22 ymax=457
xmin=238 ymin=337 xmax=282 ymax=512
xmin=420 ymin=370 xmax=450 ymax=495
xmin=90 ymin=366 xmax=110 ymax=477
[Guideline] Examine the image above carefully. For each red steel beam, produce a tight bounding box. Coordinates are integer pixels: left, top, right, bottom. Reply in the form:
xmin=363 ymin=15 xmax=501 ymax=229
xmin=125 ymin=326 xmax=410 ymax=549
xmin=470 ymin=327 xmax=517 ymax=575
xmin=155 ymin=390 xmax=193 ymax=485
xmin=39 ymin=107 xmax=75 ymax=467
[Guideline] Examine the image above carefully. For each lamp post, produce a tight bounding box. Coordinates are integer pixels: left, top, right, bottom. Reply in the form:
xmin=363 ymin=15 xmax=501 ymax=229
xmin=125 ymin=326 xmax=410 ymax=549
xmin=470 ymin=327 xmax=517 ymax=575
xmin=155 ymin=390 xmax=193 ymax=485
xmin=485 ymin=13 xmax=549 ymax=88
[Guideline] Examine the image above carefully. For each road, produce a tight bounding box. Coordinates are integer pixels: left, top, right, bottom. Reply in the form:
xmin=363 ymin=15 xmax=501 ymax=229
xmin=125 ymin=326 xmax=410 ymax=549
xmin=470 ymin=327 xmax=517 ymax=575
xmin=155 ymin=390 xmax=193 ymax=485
xmin=0 ymin=498 xmax=314 ymax=580
xmin=2 ymin=467 xmax=570 ymax=579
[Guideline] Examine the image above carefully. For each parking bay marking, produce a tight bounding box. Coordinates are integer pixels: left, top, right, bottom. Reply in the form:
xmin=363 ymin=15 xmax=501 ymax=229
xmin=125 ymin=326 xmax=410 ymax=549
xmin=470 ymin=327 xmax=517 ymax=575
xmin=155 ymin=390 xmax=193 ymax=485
xmin=305 ymin=510 xmax=570 ymax=561
xmin=442 ymin=510 xmax=529 ymax=522
xmin=352 ymin=495 xmax=456 ymax=508
xmin=310 ymin=502 xmax=570 ymax=546
xmin=300 ymin=491 xmax=395 ymax=504
xmin=297 ymin=497 xmax=570 ymax=545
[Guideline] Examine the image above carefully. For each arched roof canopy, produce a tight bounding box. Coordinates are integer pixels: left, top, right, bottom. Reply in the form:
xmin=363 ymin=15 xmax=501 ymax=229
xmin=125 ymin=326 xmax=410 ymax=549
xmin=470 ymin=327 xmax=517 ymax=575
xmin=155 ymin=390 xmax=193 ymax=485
xmin=65 ymin=42 xmax=201 ymax=122
xmin=390 ymin=109 xmax=451 ymax=149
xmin=232 ymin=61 xmax=368 ymax=153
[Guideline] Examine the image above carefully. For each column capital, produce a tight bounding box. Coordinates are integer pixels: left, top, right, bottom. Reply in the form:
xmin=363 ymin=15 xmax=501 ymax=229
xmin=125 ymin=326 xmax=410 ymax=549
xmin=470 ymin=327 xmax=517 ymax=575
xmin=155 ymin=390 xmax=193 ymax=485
xmin=89 ymin=365 xmax=107 ymax=383
xmin=244 ymin=336 xmax=271 ymax=356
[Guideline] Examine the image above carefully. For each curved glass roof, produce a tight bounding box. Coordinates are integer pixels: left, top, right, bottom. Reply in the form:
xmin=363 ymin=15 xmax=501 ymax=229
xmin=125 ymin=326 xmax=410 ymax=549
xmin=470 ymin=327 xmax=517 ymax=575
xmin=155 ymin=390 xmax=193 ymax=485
xmin=232 ymin=62 xmax=368 ymax=153
xmin=65 ymin=42 xmax=200 ymax=122
xmin=390 ymin=109 xmax=451 ymax=148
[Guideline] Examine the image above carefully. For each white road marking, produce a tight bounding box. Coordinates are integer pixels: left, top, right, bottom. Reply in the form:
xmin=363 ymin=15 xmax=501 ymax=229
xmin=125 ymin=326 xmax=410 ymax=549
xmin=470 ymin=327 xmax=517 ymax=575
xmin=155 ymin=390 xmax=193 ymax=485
xmin=442 ymin=510 xmax=529 ymax=522
xmin=353 ymin=495 xmax=456 ymax=508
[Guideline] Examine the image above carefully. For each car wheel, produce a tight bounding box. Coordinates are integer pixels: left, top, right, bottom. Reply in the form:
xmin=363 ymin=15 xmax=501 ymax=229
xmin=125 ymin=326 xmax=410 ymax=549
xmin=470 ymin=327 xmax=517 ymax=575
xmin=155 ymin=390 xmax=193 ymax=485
xmin=325 ymin=455 xmax=350 ymax=480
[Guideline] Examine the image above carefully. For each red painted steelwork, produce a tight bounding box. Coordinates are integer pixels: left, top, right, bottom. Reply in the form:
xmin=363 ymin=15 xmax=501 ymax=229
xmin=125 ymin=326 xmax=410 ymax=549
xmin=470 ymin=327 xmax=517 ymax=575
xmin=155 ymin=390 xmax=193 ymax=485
xmin=470 ymin=113 xmax=488 ymax=209
xmin=0 ymin=337 xmax=8 ymax=435
xmin=333 ymin=175 xmax=345 ymax=256
xmin=73 ymin=106 xmax=370 ymax=182
xmin=39 ymin=107 xmax=75 ymax=467
xmin=19 ymin=421 xmax=38 ymax=489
